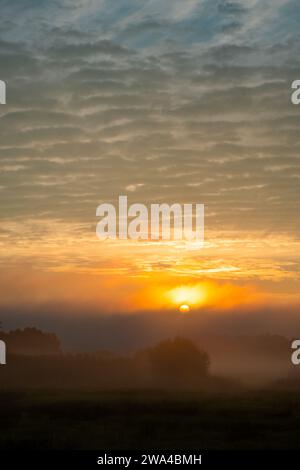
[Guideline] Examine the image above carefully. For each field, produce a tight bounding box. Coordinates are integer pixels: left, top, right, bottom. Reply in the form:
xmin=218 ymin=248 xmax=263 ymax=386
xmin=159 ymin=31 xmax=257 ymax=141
xmin=0 ymin=389 xmax=300 ymax=450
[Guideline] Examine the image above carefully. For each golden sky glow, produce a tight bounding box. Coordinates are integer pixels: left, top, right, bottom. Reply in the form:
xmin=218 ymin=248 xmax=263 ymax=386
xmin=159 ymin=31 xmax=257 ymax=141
xmin=1 ymin=1 xmax=300 ymax=325
xmin=0 ymin=218 xmax=300 ymax=314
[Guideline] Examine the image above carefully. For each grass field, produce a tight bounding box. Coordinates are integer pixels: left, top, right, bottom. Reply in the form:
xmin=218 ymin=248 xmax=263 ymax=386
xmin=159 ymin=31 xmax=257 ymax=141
xmin=0 ymin=389 xmax=300 ymax=450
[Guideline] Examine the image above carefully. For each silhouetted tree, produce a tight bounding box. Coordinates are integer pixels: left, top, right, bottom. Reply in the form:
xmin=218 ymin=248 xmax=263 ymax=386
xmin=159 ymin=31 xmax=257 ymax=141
xmin=0 ymin=327 xmax=61 ymax=355
xmin=137 ymin=337 xmax=210 ymax=382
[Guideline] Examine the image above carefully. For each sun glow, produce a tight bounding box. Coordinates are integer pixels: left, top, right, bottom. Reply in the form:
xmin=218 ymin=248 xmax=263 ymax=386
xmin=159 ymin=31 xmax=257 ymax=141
xmin=166 ymin=285 xmax=207 ymax=309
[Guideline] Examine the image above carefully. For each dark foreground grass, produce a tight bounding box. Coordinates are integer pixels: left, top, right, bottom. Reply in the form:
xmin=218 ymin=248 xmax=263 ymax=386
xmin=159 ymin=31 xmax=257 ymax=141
xmin=0 ymin=389 xmax=299 ymax=450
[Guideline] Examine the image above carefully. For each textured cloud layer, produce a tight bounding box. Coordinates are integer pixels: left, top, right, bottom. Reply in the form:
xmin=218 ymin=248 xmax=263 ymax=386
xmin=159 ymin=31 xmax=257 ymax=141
xmin=0 ymin=1 xmax=300 ymax=303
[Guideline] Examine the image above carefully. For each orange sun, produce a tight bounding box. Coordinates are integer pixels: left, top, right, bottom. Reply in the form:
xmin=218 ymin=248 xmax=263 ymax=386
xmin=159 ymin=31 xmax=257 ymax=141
xmin=179 ymin=304 xmax=190 ymax=313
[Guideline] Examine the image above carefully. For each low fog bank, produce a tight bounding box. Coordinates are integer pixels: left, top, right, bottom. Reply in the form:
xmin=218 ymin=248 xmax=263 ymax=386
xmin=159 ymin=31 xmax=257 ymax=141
xmin=1 ymin=304 xmax=300 ymax=350
xmin=1 ymin=324 xmax=299 ymax=389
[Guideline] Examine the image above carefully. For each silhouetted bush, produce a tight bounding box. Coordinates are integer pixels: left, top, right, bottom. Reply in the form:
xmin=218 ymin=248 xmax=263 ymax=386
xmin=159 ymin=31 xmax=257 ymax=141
xmin=136 ymin=337 xmax=210 ymax=385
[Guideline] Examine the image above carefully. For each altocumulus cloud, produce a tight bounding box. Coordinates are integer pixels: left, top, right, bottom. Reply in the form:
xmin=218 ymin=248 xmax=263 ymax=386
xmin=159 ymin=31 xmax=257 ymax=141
xmin=0 ymin=0 xmax=299 ymax=244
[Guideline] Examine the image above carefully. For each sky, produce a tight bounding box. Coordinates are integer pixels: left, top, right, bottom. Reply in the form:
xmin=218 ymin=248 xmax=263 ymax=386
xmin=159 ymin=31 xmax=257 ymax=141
xmin=0 ymin=1 xmax=300 ymax=341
